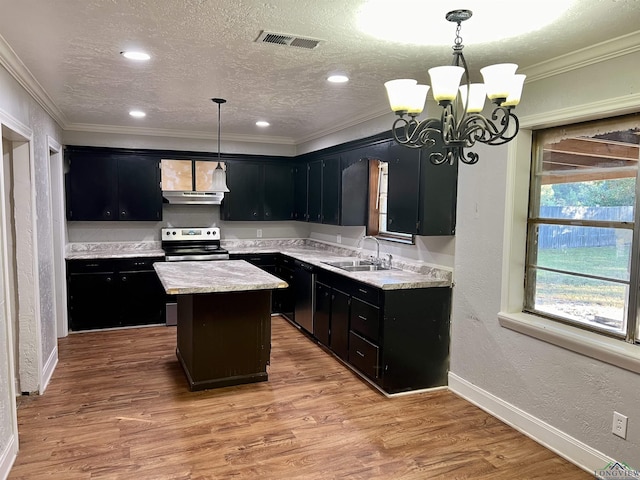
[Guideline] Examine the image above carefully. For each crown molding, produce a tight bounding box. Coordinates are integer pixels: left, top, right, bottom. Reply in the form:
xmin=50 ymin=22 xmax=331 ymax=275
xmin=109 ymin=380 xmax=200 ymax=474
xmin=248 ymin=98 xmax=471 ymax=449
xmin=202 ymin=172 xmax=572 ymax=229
xmin=0 ymin=33 xmax=67 ymax=128
xmin=522 ymin=30 xmax=640 ymax=83
xmin=64 ymin=123 xmax=296 ymax=145
xmin=294 ymin=107 xmax=391 ymax=145
xmin=520 ymin=92 xmax=640 ymax=130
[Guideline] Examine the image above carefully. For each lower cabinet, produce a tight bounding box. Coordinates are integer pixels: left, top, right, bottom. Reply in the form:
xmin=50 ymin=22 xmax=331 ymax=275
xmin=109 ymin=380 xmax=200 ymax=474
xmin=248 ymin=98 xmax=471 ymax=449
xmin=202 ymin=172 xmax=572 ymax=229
xmin=66 ymin=257 xmax=166 ymax=331
xmin=229 ymin=253 xmax=295 ymax=321
xmin=315 ymin=269 xmax=451 ymax=394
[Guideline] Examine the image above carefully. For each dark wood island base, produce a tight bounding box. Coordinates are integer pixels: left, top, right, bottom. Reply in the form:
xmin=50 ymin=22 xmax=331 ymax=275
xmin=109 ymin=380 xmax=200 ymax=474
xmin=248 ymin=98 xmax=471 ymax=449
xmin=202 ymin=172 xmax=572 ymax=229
xmin=175 ymin=289 xmax=272 ymax=391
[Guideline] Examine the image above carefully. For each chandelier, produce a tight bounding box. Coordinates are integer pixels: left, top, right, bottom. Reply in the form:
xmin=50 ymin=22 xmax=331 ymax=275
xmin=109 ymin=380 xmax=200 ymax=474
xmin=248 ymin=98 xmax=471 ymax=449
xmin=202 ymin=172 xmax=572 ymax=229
xmin=384 ymin=9 xmax=525 ymax=166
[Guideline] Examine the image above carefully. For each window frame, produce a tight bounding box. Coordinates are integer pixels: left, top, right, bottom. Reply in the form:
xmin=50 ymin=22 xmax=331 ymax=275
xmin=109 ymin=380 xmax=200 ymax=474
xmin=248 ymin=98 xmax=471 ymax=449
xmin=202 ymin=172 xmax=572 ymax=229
xmin=498 ymin=121 xmax=640 ymax=375
xmin=523 ymin=118 xmax=640 ymax=343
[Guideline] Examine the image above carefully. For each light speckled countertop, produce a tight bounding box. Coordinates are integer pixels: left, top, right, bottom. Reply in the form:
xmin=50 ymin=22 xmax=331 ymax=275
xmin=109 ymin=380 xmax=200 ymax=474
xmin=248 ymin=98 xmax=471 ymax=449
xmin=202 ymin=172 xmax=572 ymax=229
xmin=66 ymin=239 xmax=452 ymax=290
xmin=154 ymin=260 xmax=288 ymax=295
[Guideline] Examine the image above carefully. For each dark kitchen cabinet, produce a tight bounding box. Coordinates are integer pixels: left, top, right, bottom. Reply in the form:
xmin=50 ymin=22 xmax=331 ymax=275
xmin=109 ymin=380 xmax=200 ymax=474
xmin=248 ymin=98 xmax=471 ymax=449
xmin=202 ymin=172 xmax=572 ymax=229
xmin=293 ymin=164 xmax=308 ymax=221
xmin=222 ymin=163 xmax=262 ymax=220
xmin=315 ymin=269 xmax=451 ymax=394
xmin=386 ymin=132 xmax=458 ymax=236
xmin=329 ymin=288 xmax=350 ymax=362
xmin=307 ymin=160 xmax=322 ymax=223
xmin=306 ymin=157 xmax=340 ymax=224
xmin=304 ymin=154 xmax=367 ymax=226
xmin=321 ymin=157 xmax=340 ymax=225
xmin=222 ymin=162 xmax=293 ymax=221
xmin=65 ymin=148 xmax=162 ymax=221
xmin=66 ymin=257 xmax=165 ymax=331
xmin=340 ymin=158 xmax=369 ymax=226
xmin=387 ymin=142 xmax=420 ymax=234
xmin=314 ymin=282 xmax=331 ymax=347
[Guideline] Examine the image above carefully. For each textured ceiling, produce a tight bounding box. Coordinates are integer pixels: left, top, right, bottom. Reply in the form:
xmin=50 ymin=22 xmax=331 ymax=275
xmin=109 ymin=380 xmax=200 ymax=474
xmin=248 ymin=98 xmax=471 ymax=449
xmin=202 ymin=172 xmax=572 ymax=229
xmin=0 ymin=0 xmax=639 ymax=144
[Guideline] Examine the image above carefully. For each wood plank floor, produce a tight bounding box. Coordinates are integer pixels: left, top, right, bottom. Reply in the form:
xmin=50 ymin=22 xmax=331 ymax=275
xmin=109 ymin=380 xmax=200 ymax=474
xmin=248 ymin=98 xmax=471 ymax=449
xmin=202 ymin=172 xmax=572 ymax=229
xmin=9 ymin=316 xmax=592 ymax=479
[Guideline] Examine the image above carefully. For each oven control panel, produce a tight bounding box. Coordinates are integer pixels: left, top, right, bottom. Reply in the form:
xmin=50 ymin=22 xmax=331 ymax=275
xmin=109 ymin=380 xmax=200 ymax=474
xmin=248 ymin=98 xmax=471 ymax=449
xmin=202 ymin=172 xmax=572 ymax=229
xmin=161 ymin=227 xmax=220 ymax=241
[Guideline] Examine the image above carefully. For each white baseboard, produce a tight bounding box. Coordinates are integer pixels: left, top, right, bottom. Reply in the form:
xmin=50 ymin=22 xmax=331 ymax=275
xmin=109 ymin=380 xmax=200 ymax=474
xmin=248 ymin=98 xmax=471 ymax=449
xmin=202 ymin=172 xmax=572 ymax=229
xmin=41 ymin=345 xmax=58 ymax=393
xmin=0 ymin=434 xmax=17 ymax=480
xmin=448 ymin=372 xmax=612 ymax=474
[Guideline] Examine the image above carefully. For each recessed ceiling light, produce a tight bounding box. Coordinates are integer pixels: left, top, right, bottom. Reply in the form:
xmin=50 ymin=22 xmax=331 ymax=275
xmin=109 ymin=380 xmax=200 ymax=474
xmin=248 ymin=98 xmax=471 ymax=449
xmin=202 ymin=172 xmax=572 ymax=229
xmin=121 ymin=51 xmax=151 ymax=61
xmin=256 ymin=121 xmax=270 ymax=127
xmin=129 ymin=110 xmax=146 ymax=118
xmin=327 ymin=75 xmax=349 ymax=83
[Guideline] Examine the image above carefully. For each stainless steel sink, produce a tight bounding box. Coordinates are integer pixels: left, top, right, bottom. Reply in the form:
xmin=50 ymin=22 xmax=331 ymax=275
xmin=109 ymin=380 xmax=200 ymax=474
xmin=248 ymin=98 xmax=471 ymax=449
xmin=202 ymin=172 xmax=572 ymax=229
xmin=322 ymin=259 xmax=391 ymax=272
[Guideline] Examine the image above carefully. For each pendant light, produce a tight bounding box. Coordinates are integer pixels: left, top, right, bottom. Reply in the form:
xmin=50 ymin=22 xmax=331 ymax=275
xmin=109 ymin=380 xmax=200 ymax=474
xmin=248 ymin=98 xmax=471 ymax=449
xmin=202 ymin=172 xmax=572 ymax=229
xmin=211 ymin=98 xmax=230 ymax=192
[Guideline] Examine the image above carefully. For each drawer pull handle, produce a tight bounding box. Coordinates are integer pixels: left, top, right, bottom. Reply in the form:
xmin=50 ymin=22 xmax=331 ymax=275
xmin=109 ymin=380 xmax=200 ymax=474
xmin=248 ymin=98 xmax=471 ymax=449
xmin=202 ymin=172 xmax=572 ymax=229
xmin=358 ymin=315 xmax=367 ymax=321
xmin=358 ymin=288 xmax=368 ymax=294
xmin=86 ymin=263 xmax=99 ymax=267
xmin=356 ymin=350 xmax=365 ymax=357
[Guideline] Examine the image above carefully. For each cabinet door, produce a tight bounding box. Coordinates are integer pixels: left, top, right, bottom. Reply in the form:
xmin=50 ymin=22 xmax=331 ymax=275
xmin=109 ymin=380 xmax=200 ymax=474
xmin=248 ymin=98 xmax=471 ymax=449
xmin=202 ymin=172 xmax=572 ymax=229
xmin=117 ymin=156 xmax=162 ymax=221
xmin=68 ymin=272 xmax=119 ymax=330
xmin=222 ymin=162 xmax=262 ymax=220
xmin=321 ymin=157 xmax=340 ymax=225
xmin=293 ymin=164 xmax=308 ymax=221
xmin=66 ymin=153 xmax=117 ymax=221
xmin=263 ymin=163 xmax=293 ymax=220
xmin=340 ymin=158 xmax=368 ymax=226
xmin=386 ymin=143 xmax=420 ymax=234
xmin=418 ymin=140 xmax=458 ymax=235
xmin=307 ymin=161 xmax=322 ymax=223
xmin=117 ymin=270 xmax=165 ymax=326
xmin=330 ymin=289 xmax=350 ymax=361
xmin=314 ymin=282 xmax=331 ymax=347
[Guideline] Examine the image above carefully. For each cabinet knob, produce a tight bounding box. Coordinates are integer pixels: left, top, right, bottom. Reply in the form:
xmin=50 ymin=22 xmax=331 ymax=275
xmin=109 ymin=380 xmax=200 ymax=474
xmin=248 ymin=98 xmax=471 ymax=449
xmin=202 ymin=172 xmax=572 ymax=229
xmin=253 ymin=212 xmax=258 ymax=217
xmin=106 ymin=277 xmax=112 ymax=283
xmin=105 ymin=211 xmax=112 ymax=217
xmin=121 ymin=211 xmax=126 ymax=216
xmin=122 ymin=276 xmax=127 ymax=282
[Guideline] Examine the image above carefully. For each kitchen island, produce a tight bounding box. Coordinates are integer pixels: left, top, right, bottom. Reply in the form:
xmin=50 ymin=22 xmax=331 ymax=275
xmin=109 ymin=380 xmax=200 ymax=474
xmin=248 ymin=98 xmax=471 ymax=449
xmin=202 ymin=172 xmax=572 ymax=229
xmin=154 ymin=260 xmax=288 ymax=391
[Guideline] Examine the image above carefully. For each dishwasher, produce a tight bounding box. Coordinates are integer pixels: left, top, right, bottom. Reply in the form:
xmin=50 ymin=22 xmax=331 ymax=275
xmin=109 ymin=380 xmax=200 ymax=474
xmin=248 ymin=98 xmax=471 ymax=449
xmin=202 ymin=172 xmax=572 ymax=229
xmin=293 ymin=260 xmax=315 ymax=334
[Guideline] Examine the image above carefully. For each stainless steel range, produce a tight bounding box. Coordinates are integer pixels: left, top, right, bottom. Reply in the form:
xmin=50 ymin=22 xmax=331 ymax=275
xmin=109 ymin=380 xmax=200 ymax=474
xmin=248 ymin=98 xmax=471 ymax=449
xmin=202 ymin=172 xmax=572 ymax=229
xmin=161 ymin=227 xmax=229 ymax=325
xmin=161 ymin=227 xmax=229 ymax=262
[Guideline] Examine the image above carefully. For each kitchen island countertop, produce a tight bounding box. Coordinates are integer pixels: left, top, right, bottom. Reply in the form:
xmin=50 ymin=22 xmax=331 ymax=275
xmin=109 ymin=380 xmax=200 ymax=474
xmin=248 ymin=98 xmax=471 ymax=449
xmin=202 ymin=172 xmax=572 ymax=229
xmin=153 ymin=260 xmax=288 ymax=295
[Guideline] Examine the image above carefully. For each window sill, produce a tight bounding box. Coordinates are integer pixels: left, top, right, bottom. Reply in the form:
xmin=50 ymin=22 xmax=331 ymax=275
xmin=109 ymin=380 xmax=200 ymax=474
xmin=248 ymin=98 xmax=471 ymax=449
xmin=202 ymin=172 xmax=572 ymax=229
xmin=498 ymin=311 xmax=640 ymax=375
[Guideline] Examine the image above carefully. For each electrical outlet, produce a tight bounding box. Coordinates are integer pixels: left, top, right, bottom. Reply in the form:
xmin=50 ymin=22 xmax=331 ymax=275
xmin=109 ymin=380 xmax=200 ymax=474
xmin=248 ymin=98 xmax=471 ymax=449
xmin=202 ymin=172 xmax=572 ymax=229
xmin=613 ymin=411 xmax=628 ymax=439
xmin=257 ymin=229 xmax=262 ymax=238
xmin=337 ymin=234 xmax=342 ymax=244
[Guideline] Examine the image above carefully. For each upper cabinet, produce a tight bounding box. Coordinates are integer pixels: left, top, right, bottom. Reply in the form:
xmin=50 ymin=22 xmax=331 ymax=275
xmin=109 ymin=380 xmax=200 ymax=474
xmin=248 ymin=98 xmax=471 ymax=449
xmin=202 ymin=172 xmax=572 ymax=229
xmin=221 ymin=161 xmax=294 ymax=221
xmin=65 ymin=147 xmax=162 ymax=222
xmin=386 ymin=133 xmax=458 ymax=236
xmin=292 ymin=164 xmax=308 ymax=221
xmin=304 ymin=155 xmax=369 ymax=226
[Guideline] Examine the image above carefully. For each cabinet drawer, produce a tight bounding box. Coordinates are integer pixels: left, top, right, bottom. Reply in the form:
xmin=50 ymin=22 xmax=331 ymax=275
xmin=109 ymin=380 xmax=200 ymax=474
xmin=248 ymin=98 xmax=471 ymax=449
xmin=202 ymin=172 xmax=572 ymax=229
xmin=347 ymin=281 xmax=381 ymax=306
xmin=66 ymin=259 xmax=116 ymax=274
xmin=279 ymin=255 xmax=295 ymax=268
xmin=350 ymin=297 xmax=380 ymax=342
xmin=349 ymin=331 xmax=380 ymax=380
xmin=118 ymin=256 xmax=164 ymax=272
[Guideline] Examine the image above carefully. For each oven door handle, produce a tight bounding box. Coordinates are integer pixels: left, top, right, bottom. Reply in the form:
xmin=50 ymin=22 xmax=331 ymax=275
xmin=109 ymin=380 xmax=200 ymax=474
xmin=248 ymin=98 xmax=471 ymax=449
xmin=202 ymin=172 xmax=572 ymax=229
xmin=165 ymin=254 xmax=230 ymax=262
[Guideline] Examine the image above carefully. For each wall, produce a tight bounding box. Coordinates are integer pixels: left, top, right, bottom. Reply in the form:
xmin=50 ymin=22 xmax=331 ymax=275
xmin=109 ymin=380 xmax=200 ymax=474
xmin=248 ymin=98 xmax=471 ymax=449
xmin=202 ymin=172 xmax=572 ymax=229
xmin=0 ymin=62 xmax=63 ymax=475
xmin=449 ymin=49 xmax=640 ymax=471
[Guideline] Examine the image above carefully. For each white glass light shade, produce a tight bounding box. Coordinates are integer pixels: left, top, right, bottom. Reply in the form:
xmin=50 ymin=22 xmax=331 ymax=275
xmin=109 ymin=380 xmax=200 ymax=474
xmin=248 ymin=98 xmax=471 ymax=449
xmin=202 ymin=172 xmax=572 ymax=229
xmin=459 ymin=83 xmax=487 ymax=113
xmin=501 ymin=74 xmax=526 ymax=107
xmin=384 ymin=79 xmax=418 ymax=112
xmin=480 ymin=63 xmax=519 ymax=100
xmin=406 ymin=84 xmax=430 ymax=115
xmin=428 ymin=66 xmax=464 ymax=103
xmin=211 ymin=162 xmax=230 ymax=192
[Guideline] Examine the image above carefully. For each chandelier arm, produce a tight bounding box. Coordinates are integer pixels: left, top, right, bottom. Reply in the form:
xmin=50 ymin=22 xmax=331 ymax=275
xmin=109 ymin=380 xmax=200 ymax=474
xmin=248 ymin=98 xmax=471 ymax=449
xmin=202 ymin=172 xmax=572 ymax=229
xmin=392 ymin=116 xmax=443 ymax=149
xmin=482 ymin=110 xmax=520 ymax=145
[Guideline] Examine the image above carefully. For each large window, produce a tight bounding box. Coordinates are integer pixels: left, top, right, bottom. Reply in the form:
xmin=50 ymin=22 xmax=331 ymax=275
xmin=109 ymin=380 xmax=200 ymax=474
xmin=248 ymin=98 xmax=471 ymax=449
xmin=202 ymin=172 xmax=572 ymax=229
xmin=526 ymin=115 xmax=640 ymax=342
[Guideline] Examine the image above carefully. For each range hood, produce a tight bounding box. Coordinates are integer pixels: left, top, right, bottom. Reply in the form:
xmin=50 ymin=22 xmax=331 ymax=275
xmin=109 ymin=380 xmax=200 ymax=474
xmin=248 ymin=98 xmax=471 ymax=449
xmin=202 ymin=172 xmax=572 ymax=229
xmin=162 ymin=190 xmax=224 ymax=205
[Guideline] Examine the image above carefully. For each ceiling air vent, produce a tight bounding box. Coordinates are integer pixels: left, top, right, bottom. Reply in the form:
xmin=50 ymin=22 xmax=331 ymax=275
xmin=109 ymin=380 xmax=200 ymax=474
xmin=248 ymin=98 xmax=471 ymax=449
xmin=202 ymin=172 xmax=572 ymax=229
xmin=255 ymin=31 xmax=322 ymax=50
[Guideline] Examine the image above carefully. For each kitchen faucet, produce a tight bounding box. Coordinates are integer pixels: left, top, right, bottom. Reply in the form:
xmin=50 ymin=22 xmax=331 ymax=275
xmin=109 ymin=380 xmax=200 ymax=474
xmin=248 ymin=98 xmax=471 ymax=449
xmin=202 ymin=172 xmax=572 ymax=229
xmin=359 ymin=235 xmax=381 ymax=264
